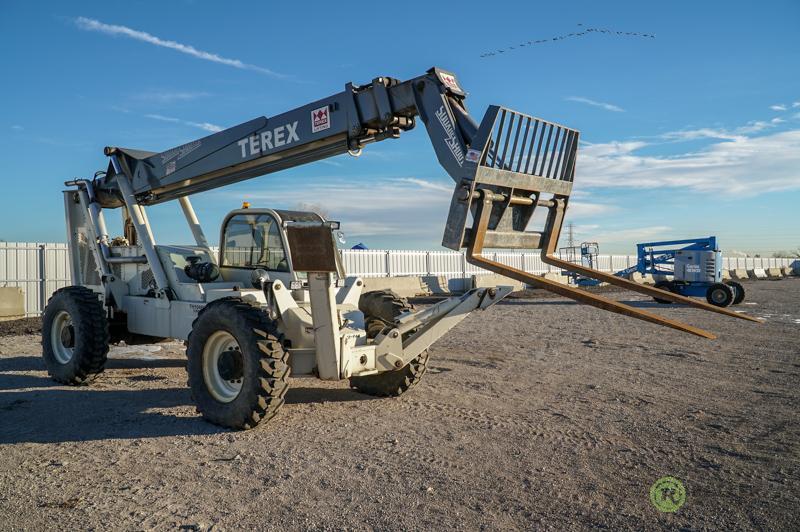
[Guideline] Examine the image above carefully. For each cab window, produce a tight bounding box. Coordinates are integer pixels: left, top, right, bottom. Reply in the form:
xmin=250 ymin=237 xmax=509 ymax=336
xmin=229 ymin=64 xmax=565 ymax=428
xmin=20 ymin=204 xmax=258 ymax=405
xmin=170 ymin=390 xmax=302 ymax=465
xmin=221 ymin=213 xmax=289 ymax=271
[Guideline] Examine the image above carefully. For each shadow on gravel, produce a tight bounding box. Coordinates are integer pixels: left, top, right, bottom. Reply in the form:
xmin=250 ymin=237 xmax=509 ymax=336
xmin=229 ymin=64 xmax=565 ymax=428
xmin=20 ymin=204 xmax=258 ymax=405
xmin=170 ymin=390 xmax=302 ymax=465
xmin=286 ymin=387 xmax=379 ymax=405
xmin=0 ymin=355 xmax=377 ymax=444
xmin=498 ymin=299 xmax=579 ymax=306
xmin=499 ymin=298 xmax=698 ymax=309
xmin=0 ymin=355 xmax=185 ymax=373
xmin=0 ymin=386 xmax=218 ymax=444
xmin=620 ymin=300 xmax=692 ymax=309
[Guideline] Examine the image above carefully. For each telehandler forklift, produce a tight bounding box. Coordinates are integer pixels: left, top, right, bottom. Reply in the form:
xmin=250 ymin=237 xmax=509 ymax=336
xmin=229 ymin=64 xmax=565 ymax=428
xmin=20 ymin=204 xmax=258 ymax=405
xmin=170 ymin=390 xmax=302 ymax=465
xmin=43 ymin=67 xmax=760 ymax=429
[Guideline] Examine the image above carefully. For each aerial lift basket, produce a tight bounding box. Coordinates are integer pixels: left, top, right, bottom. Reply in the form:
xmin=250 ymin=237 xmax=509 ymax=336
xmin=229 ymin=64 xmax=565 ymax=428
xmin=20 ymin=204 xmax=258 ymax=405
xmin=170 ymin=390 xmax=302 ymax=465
xmin=443 ymin=106 xmax=760 ymax=339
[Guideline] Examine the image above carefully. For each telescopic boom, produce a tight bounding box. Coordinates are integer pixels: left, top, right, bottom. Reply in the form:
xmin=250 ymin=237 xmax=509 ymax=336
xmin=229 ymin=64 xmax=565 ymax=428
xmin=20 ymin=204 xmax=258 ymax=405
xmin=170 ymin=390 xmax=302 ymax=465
xmin=90 ymin=66 xmax=760 ymax=337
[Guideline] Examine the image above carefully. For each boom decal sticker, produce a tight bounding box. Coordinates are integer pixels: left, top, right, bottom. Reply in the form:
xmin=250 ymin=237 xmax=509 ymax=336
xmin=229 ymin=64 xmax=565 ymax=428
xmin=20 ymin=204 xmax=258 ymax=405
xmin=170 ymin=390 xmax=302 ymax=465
xmin=311 ymin=106 xmax=331 ymax=133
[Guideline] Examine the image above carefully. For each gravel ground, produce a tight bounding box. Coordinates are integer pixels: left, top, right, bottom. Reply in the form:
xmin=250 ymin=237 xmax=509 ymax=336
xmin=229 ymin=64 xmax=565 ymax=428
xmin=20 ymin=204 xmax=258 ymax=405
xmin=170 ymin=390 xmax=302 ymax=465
xmin=1 ymin=279 xmax=798 ymax=530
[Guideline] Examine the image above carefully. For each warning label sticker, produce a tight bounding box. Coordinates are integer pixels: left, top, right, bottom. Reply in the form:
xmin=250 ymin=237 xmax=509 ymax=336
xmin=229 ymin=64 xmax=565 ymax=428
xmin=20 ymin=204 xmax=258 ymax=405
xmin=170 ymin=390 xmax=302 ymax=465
xmin=311 ymin=106 xmax=330 ymax=133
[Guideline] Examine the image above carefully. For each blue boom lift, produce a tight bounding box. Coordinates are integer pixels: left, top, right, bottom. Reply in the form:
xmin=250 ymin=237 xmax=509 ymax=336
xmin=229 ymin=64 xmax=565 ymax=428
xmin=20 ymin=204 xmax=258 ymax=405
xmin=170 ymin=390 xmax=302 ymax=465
xmin=559 ymin=237 xmax=744 ymax=308
xmin=624 ymin=237 xmax=744 ymax=307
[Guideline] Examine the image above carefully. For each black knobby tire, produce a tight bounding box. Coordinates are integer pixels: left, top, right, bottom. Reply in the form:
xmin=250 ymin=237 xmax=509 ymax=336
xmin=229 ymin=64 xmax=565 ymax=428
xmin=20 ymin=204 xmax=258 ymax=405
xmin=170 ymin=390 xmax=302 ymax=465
xmin=653 ymin=281 xmax=675 ymax=305
xmin=726 ymin=281 xmax=745 ymax=305
xmin=349 ymin=290 xmax=429 ymax=397
xmin=358 ymin=289 xmax=414 ymax=338
xmin=186 ymin=298 xmax=290 ymax=430
xmin=41 ymin=286 xmax=109 ymax=385
xmin=706 ymin=283 xmax=734 ymax=307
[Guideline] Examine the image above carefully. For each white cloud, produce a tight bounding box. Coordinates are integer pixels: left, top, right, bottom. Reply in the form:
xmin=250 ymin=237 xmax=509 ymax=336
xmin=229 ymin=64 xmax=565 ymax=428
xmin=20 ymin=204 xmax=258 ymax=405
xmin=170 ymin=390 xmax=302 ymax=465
xmin=736 ymin=120 xmax=772 ymax=134
xmin=571 ymin=223 xmax=600 ymax=234
xmin=212 ymin=176 xmax=613 ymax=246
xmin=661 ymin=128 xmax=743 ymax=141
xmin=568 ymin=201 xmax=616 ymax=217
xmin=144 ymin=113 xmax=222 ymax=132
xmin=793 ymin=101 xmax=800 ymax=108
xmin=727 ymin=249 xmax=751 ymax=258
xmin=228 ymin=178 xmax=451 ymax=241
xmin=566 ymin=96 xmax=624 ymax=112
xmin=581 ymin=226 xmax=672 ymax=244
xmin=395 ymin=177 xmax=453 ymax=192
xmin=578 ymin=129 xmax=800 ymax=195
xmin=580 ymin=140 xmax=649 ymax=154
xmin=74 ymin=17 xmax=286 ymax=78
xmin=133 ymin=90 xmax=210 ymax=103
xmin=232 ymin=178 xmax=445 ymax=211
xmin=10 ymin=125 xmax=23 ymax=130
xmin=661 ymin=119 xmax=782 ymax=143
xmin=770 ymin=104 xmax=787 ymax=111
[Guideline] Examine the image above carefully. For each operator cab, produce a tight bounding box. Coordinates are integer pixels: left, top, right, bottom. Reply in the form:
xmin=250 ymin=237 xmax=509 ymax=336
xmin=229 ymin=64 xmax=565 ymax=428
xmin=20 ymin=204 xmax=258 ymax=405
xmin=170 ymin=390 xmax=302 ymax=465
xmin=217 ymin=208 xmax=333 ymax=290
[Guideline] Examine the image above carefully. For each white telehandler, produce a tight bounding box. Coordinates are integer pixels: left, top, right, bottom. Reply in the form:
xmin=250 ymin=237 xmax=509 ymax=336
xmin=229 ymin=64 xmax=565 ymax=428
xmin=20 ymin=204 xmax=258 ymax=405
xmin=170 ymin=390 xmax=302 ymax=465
xmin=44 ymin=68 xmax=758 ymax=429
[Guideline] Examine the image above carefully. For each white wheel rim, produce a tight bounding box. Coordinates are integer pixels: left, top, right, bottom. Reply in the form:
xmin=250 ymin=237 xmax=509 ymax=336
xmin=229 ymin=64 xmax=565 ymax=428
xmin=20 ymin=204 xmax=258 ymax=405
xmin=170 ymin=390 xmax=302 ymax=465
xmin=202 ymin=331 xmax=243 ymax=403
xmin=50 ymin=310 xmax=74 ymax=364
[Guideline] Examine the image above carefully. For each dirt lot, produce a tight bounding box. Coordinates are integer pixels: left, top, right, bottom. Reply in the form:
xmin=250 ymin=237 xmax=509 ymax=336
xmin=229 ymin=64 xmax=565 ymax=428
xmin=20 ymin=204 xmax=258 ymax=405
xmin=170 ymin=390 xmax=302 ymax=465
xmin=1 ymin=279 xmax=798 ymax=530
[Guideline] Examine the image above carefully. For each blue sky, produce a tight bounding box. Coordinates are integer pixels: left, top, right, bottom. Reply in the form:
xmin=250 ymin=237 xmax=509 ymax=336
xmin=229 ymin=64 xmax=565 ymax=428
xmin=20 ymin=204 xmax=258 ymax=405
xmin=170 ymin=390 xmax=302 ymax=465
xmin=1 ymin=1 xmax=799 ymax=254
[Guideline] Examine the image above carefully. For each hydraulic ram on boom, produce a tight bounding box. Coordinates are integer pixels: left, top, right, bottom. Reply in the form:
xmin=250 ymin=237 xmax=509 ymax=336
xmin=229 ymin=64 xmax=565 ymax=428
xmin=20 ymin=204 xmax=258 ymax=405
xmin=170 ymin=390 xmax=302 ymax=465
xmin=91 ymin=67 xmax=759 ymax=338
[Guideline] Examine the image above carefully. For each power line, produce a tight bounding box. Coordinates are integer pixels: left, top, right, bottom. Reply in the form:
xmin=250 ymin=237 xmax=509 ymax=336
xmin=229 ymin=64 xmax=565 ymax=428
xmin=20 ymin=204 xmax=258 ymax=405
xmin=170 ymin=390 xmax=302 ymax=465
xmin=480 ymin=24 xmax=656 ymax=58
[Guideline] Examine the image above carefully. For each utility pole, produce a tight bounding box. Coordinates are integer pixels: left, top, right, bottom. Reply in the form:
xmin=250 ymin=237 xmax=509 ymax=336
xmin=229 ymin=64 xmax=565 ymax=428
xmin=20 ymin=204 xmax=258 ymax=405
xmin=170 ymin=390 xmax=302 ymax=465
xmin=567 ymin=222 xmax=575 ymax=248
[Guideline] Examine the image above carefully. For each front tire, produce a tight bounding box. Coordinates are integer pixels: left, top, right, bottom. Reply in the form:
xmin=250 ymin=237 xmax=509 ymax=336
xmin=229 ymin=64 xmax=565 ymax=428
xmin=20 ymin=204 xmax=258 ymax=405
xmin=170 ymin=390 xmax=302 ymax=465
xmin=349 ymin=290 xmax=429 ymax=397
xmin=186 ymin=299 xmax=290 ymax=430
xmin=706 ymin=283 xmax=734 ymax=307
xmin=653 ymin=281 xmax=675 ymax=304
xmin=41 ymin=286 xmax=109 ymax=385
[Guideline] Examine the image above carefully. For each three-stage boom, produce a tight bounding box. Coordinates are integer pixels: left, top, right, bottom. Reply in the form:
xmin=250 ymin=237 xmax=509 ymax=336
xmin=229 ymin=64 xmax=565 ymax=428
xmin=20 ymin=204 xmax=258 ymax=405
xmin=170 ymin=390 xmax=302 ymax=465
xmin=89 ymin=66 xmax=759 ymax=338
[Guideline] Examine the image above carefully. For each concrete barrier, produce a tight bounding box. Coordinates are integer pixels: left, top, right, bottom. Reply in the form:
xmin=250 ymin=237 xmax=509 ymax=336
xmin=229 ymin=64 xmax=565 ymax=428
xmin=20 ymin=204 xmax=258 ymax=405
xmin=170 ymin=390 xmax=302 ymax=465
xmin=731 ymin=269 xmax=749 ymax=280
xmin=628 ymin=272 xmax=644 ymax=283
xmin=748 ymin=268 xmax=768 ymax=280
xmin=420 ymin=275 xmax=450 ymax=294
xmin=473 ymin=274 xmax=526 ymax=292
xmin=767 ymin=267 xmax=784 ymax=278
xmin=629 ymin=272 xmax=656 ymax=285
xmin=541 ymin=272 xmax=570 ymax=285
xmin=419 ymin=275 xmax=471 ymax=294
xmin=363 ymin=276 xmax=430 ymax=298
xmin=0 ymin=287 xmax=25 ymax=321
xmin=782 ymin=266 xmax=796 ymax=277
xmin=721 ymin=269 xmax=731 ymax=280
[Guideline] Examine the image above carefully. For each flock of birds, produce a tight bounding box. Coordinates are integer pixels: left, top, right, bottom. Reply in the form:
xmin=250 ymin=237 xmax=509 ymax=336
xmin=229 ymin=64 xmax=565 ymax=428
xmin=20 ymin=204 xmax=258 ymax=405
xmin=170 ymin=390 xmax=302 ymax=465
xmin=479 ymin=24 xmax=656 ymax=58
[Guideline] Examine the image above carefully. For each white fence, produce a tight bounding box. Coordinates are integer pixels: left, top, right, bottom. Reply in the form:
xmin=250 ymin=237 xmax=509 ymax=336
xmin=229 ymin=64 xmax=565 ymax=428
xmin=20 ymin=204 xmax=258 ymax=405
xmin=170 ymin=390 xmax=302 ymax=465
xmin=0 ymin=243 xmax=72 ymax=318
xmin=1 ymin=242 xmax=797 ymax=316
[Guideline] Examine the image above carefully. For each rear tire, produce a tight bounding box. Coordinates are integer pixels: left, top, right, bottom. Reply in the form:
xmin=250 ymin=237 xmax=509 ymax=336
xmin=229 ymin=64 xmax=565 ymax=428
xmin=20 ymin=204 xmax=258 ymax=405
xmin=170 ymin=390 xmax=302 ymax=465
xmin=706 ymin=283 xmax=734 ymax=307
xmin=726 ymin=281 xmax=745 ymax=305
xmin=653 ymin=281 xmax=675 ymax=304
xmin=349 ymin=290 xmax=429 ymax=397
xmin=186 ymin=299 xmax=290 ymax=429
xmin=41 ymin=286 xmax=109 ymax=385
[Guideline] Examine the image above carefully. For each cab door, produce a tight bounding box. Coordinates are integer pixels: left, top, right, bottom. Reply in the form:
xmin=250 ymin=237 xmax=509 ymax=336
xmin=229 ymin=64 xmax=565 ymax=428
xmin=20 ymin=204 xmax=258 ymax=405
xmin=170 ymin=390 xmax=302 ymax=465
xmin=219 ymin=211 xmax=293 ymax=286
